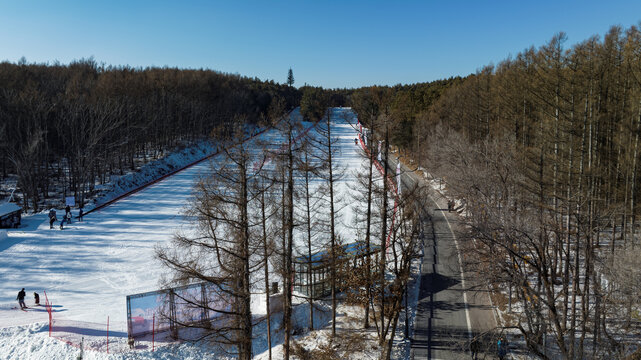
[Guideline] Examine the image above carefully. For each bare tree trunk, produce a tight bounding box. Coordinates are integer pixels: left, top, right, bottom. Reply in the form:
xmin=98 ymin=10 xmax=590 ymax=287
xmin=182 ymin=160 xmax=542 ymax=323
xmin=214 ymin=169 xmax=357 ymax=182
xmin=364 ymin=116 xmax=376 ymax=329
xmin=379 ymin=122 xmax=390 ymax=340
xmin=324 ymin=109 xmax=338 ymax=338
xmin=283 ymin=125 xmax=295 ymax=360
xmin=239 ymin=160 xmax=252 ymax=360
xmin=303 ymin=148 xmax=315 ymax=330
xmin=630 ymin=100 xmax=641 ymax=245
xmin=261 ymin=188 xmax=272 ymax=360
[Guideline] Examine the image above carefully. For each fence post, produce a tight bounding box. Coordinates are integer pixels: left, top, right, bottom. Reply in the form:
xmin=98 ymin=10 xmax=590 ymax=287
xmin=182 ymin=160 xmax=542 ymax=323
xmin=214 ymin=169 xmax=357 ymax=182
xmin=107 ymin=316 xmax=109 ymax=354
xmin=152 ymin=314 xmax=155 ymax=352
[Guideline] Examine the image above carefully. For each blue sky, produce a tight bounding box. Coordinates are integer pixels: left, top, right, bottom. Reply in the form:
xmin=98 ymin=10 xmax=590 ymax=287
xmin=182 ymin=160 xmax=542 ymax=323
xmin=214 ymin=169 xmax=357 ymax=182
xmin=1 ymin=1 xmax=640 ymax=88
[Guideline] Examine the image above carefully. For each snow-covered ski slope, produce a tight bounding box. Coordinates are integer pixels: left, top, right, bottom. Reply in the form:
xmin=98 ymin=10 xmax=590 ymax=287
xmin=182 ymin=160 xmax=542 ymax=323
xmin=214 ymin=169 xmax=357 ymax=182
xmin=0 ymin=108 xmax=370 ymax=358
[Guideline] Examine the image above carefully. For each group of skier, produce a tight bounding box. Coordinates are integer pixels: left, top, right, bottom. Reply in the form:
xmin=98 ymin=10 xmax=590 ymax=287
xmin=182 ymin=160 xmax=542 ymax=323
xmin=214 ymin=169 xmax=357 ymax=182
xmin=16 ymin=288 xmax=40 ymax=310
xmin=48 ymin=205 xmax=84 ymax=229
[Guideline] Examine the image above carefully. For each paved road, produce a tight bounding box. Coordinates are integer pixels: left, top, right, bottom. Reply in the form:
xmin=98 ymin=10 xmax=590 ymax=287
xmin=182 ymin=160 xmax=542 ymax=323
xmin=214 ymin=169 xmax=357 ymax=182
xmin=392 ymin=159 xmax=498 ymax=360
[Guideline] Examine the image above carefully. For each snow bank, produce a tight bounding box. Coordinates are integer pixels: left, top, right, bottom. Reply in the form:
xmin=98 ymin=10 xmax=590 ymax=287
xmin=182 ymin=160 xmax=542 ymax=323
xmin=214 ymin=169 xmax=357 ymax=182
xmin=90 ymin=140 xmax=217 ymax=211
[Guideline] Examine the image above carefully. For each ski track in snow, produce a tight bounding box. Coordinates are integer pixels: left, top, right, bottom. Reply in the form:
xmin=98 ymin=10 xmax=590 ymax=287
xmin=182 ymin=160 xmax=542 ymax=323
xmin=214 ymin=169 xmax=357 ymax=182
xmin=0 ymin=108 xmax=383 ymax=359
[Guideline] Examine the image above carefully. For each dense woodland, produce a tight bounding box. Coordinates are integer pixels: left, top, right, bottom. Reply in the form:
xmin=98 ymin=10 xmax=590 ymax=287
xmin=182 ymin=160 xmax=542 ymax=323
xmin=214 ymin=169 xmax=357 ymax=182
xmin=348 ymin=25 xmax=641 ymax=358
xmin=303 ymin=78 xmax=464 ymax=153
xmin=0 ymin=59 xmax=299 ymax=211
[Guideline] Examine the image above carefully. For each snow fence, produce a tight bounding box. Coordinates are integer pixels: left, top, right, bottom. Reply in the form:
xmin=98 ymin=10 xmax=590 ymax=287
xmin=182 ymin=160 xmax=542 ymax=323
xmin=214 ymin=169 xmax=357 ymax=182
xmin=43 ymin=282 xmax=233 ymax=354
xmin=126 ymin=282 xmax=232 ymax=339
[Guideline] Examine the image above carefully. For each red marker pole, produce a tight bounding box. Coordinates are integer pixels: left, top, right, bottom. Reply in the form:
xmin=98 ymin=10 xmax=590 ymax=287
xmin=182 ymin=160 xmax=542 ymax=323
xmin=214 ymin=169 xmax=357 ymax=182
xmin=107 ymin=316 xmax=109 ymax=354
xmin=44 ymin=290 xmax=52 ymax=337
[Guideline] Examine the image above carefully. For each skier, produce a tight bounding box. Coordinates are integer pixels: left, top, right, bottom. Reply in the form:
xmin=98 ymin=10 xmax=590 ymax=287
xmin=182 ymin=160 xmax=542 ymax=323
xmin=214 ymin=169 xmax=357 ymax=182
xmin=354 ymin=138 xmax=358 ymax=145
xmin=33 ymin=292 xmax=40 ymax=306
xmin=16 ymin=288 xmax=26 ymax=310
xmin=60 ymin=215 xmax=65 ymax=230
xmin=65 ymin=205 xmax=72 ymax=224
xmin=48 ymin=209 xmax=57 ymax=229
xmin=78 ymin=207 xmax=84 ymax=222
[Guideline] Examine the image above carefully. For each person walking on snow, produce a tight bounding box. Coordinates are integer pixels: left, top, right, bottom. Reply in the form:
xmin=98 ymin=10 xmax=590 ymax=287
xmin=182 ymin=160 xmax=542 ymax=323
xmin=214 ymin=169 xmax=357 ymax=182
xmin=470 ymin=337 xmax=481 ymax=360
xmin=65 ymin=205 xmax=71 ymax=217
xmin=16 ymin=288 xmax=26 ymax=309
xmin=78 ymin=207 xmax=83 ymax=222
xmin=497 ymin=337 xmax=507 ymax=360
xmin=48 ymin=209 xmax=57 ymax=229
xmin=33 ymin=292 xmax=40 ymax=306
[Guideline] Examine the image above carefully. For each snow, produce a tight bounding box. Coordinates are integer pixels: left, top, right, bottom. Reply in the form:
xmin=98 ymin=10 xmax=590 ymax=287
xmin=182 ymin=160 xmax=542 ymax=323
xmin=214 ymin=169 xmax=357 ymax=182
xmin=0 ymin=108 xmax=398 ymax=359
xmin=255 ymin=302 xmax=378 ymax=360
xmin=88 ymin=139 xmax=219 ymax=213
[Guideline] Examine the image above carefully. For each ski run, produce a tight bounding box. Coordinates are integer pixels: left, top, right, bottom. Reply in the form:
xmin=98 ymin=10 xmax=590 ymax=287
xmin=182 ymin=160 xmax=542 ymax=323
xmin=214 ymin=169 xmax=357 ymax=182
xmin=0 ymin=108 xmax=419 ymax=359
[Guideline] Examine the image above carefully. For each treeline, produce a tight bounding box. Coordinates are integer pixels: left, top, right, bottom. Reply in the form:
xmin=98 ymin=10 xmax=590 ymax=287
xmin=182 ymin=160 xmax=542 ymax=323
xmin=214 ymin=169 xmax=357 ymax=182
xmin=0 ymin=59 xmax=299 ymax=211
xmin=415 ymin=26 xmax=641 ymax=358
xmin=348 ymin=79 xmax=463 ymax=152
xmin=299 ymin=79 xmax=463 ymax=155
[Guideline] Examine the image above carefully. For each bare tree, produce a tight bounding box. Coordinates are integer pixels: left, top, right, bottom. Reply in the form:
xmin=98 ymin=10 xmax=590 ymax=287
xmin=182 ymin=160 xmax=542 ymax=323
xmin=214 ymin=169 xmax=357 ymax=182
xmin=2 ymin=89 xmax=49 ymax=211
xmin=156 ymin=122 xmax=259 ymax=359
xmin=271 ymin=112 xmax=303 ymax=360
xmin=254 ymin=165 xmax=276 ymax=360
xmin=379 ymin=191 xmax=421 ymax=360
xmin=310 ymin=107 xmax=347 ymax=337
xmin=295 ymin=138 xmax=324 ymax=330
xmin=58 ymin=99 xmax=123 ymax=207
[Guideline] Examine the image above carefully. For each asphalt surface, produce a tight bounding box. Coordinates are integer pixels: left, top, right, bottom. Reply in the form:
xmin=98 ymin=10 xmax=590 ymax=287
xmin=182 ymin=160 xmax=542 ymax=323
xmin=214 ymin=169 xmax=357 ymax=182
xmin=392 ymin=159 xmax=498 ymax=360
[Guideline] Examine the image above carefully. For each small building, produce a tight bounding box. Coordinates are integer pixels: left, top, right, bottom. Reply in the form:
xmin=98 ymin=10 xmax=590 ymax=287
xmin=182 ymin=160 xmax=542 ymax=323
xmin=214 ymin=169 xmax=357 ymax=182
xmin=0 ymin=202 xmax=21 ymax=229
xmin=294 ymin=241 xmax=381 ymax=298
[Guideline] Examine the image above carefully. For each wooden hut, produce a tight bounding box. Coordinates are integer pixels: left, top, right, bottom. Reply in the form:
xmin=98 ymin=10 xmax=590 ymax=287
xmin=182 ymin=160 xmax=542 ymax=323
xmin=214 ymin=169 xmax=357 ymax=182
xmin=0 ymin=202 xmax=21 ymax=228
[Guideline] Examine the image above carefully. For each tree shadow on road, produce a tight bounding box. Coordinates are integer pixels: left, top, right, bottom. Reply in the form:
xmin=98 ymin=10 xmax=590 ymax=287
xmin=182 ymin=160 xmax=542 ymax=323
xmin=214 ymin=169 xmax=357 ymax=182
xmin=418 ymin=271 xmax=459 ymax=300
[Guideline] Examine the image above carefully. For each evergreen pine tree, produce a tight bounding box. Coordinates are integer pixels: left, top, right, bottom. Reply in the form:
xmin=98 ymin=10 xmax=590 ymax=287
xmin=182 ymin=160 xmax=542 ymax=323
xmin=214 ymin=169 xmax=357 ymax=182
xmin=287 ymin=68 xmax=294 ymax=87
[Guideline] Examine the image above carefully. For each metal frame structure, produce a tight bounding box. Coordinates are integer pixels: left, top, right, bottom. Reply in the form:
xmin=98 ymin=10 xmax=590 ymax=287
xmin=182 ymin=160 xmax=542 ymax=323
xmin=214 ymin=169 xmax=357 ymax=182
xmin=126 ymin=281 xmax=228 ymax=338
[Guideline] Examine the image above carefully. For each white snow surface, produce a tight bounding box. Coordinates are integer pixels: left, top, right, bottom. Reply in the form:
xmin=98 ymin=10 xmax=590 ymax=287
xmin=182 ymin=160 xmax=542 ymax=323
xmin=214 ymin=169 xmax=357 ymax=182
xmin=0 ymin=108 xmax=386 ymax=359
